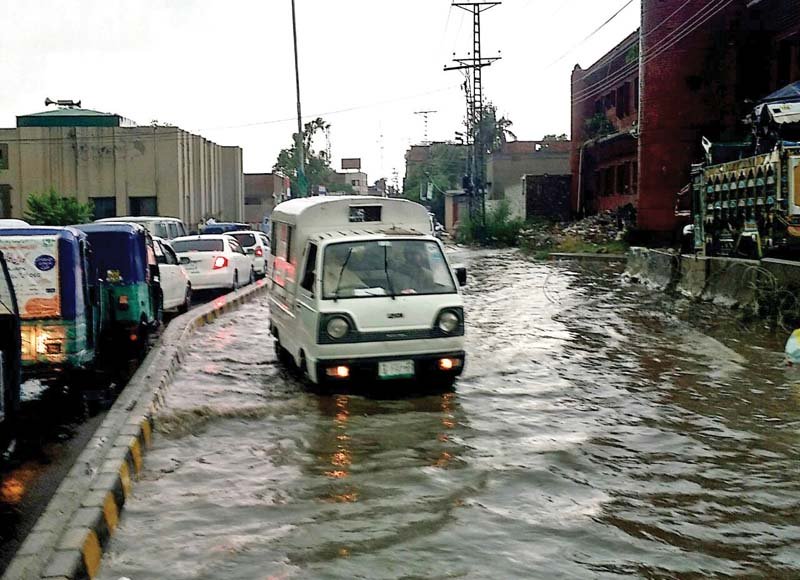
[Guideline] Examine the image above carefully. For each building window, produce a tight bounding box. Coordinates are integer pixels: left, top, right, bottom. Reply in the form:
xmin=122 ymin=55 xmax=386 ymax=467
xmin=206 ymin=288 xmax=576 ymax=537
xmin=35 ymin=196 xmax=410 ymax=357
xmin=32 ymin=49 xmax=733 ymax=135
xmin=633 ymin=77 xmax=639 ymax=112
xmin=245 ymin=196 xmax=260 ymax=205
xmin=92 ymin=197 xmax=116 ymax=219
xmin=351 ymin=180 xmax=360 ymax=187
xmin=0 ymin=185 xmax=10 ymax=218
xmin=129 ymin=197 xmax=157 ymax=216
xmin=0 ymin=144 xmax=8 ymax=170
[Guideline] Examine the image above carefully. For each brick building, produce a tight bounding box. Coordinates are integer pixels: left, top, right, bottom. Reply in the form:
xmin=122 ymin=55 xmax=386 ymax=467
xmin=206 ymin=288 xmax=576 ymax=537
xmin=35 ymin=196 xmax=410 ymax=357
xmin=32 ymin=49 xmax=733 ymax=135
xmin=571 ymin=0 xmax=800 ymax=234
xmin=570 ymin=30 xmax=640 ymax=219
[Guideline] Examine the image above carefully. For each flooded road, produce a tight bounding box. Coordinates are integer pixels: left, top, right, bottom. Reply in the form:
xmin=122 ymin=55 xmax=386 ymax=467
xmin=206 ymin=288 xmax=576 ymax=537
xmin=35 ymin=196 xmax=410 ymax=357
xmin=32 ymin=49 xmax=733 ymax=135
xmin=98 ymin=250 xmax=800 ymax=579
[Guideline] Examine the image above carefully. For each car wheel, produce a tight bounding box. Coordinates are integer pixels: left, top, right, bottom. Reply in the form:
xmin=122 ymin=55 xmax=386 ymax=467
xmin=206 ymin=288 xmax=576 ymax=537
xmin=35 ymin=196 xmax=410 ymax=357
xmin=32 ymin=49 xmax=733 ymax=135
xmin=249 ymin=267 xmax=255 ymax=285
xmin=178 ymin=286 xmax=191 ymax=314
xmin=232 ymin=271 xmax=239 ymax=290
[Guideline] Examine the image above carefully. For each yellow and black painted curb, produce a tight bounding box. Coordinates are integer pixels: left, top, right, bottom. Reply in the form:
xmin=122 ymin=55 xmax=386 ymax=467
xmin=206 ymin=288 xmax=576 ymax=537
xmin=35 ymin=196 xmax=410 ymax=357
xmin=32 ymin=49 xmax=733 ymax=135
xmin=2 ymin=280 xmax=270 ymax=580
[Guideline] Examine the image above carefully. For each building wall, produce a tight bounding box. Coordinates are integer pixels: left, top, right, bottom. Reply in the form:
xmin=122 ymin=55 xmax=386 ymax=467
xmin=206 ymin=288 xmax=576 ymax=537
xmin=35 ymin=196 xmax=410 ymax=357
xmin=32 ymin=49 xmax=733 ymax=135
xmin=487 ymin=141 xmax=570 ymax=220
xmin=570 ymin=30 xmax=640 ymax=218
xmin=0 ymin=123 xmax=244 ymax=225
xmin=244 ymin=173 xmax=288 ymax=226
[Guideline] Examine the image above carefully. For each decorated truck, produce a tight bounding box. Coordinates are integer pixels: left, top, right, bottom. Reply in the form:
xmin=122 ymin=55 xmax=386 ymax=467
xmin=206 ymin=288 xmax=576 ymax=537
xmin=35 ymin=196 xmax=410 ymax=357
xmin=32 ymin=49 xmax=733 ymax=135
xmin=689 ymin=82 xmax=800 ymax=258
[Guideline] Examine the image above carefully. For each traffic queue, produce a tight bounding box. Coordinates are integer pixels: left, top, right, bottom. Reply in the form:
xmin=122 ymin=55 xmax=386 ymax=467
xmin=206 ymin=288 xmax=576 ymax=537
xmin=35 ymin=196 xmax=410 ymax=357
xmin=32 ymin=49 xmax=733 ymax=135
xmin=0 ymin=217 xmax=265 ymax=453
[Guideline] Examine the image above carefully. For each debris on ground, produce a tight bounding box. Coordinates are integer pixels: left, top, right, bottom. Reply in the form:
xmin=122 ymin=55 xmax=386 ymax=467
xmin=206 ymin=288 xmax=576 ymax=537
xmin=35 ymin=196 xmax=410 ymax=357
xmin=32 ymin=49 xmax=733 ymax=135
xmin=518 ymin=211 xmax=630 ymax=255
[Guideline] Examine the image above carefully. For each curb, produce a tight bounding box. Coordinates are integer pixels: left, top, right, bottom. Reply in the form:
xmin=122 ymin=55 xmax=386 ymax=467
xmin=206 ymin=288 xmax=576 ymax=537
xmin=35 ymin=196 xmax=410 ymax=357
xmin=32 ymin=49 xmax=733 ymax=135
xmin=2 ymin=280 xmax=270 ymax=580
xmin=547 ymin=252 xmax=627 ymax=262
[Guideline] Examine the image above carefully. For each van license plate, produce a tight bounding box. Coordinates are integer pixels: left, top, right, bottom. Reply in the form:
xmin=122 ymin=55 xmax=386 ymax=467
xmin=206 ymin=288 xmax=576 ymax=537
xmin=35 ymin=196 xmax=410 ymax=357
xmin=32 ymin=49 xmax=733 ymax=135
xmin=378 ymin=360 xmax=414 ymax=379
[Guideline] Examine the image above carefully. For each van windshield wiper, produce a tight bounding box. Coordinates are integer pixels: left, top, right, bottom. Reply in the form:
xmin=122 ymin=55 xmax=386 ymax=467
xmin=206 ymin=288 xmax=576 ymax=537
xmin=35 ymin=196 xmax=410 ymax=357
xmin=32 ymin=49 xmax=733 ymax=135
xmin=383 ymin=244 xmax=396 ymax=300
xmin=333 ymin=247 xmax=354 ymax=302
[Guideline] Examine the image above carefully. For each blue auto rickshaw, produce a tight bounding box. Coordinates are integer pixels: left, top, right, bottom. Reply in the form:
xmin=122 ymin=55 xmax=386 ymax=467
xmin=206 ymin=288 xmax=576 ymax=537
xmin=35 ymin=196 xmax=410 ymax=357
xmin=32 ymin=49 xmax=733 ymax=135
xmin=0 ymin=250 xmax=21 ymax=451
xmin=74 ymin=223 xmax=161 ymax=356
xmin=0 ymin=227 xmax=100 ymax=378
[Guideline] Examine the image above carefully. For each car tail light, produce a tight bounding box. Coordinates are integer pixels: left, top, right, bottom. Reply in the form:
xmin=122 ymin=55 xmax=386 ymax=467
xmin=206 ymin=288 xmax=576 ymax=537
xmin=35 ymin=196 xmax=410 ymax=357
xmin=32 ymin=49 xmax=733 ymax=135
xmin=213 ymin=256 xmax=229 ymax=270
xmin=255 ymin=247 xmax=264 ymax=257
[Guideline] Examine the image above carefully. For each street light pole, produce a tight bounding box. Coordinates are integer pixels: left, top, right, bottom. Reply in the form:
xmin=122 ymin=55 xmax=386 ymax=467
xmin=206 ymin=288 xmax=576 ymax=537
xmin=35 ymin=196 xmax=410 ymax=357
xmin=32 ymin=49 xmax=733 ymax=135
xmin=291 ymin=0 xmax=307 ymax=197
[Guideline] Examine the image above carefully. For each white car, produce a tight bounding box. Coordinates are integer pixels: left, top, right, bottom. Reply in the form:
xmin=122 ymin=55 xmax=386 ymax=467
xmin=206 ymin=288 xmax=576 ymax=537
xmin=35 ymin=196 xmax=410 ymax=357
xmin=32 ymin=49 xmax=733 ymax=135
xmin=96 ymin=216 xmax=188 ymax=240
xmin=226 ymin=230 xmax=270 ymax=278
xmin=152 ymin=237 xmax=192 ymax=313
xmin=172 ymin=235 xmax=254 ymax=291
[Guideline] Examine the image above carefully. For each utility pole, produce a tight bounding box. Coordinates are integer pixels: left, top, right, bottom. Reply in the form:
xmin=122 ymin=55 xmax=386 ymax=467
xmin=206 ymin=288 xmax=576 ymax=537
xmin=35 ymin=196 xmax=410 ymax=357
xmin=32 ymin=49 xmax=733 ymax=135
xmin=414 ymin=110 xmax=438 ymax=144
xmin=291 ymin=0 xmax=307 ymax=197
xmin=444 ymin=1 xmax=501 ymax=225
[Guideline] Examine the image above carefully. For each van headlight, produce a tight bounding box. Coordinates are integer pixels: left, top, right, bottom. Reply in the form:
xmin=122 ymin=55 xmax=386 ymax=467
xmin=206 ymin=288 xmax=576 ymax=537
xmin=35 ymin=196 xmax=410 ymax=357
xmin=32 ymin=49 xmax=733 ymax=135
xmin=437 ymin=310 xmax=460 ymax=333
xmin=326 ymin=316 xmax=350 ymax=339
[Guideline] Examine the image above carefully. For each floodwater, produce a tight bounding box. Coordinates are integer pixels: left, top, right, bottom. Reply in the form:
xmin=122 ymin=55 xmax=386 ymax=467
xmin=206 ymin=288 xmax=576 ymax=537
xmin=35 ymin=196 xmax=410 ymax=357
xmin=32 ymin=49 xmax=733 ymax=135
xmin=98 ymin=250 xmax=800 ymax=579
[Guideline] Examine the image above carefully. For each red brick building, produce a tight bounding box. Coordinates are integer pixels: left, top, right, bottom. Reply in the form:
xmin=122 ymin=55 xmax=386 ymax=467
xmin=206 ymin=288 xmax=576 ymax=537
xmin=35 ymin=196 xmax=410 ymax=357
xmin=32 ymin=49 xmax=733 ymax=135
xmin=571 ymin=0 xmax=800 ymax=234
xmin=571 ymin=30 xmax=640 ymax=218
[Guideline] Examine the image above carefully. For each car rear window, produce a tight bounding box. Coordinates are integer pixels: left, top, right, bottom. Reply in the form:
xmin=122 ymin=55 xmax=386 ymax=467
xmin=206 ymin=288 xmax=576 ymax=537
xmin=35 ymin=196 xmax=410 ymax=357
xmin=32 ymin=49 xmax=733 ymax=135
xmin=230 ymin=233 xmax=256 ymax=247
xmin=172 ymin=239 xmax=224 ymax=253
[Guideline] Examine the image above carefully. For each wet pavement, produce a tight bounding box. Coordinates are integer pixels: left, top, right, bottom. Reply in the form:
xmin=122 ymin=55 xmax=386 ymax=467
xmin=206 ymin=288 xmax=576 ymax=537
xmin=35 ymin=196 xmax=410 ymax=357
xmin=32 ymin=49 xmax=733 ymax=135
xmin=0 ymin=291 xmax=227 ymax=575
xmin=97 ymin=250 xmax=799 ymax=579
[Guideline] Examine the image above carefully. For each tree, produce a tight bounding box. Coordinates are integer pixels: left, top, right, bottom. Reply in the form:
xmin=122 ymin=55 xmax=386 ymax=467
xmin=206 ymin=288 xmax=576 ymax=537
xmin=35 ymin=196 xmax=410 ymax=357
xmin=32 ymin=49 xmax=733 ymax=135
xmin=479 ymin=102 xmax=517 ymax=154
xmin=403 ymin=143 xmax=468 ymax=221
xmin=274 ymin=117 xmax=343 ymax=195
xmin=542 ymin=133 xmax=569 ymax=141
xmin=25 ymin=189 xmax=93 ymax=225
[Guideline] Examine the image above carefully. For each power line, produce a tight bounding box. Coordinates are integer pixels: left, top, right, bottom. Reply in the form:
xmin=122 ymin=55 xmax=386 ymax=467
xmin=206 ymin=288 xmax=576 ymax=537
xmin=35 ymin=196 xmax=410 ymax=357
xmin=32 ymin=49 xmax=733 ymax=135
xmin=571 ymin=0 xmax=725 ymax=103
xmin=0 ymin=85 xmax=462 ymax=146
xmin=546 ymin=0 xmax=636 ymax=68
xmin=571 ymin=0 xmax=734 ymax=106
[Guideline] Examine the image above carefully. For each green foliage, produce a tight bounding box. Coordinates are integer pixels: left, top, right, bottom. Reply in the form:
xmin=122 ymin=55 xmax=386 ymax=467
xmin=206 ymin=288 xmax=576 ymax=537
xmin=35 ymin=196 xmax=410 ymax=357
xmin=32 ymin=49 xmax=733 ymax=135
xmin=542 ymin=133 xmax=569 ymax=141
xmin=274 ymin=117 xmax=338 ymax=196
xmin=625 ymin=43 xmax=639 ymax=65
xmin=403 ymin=143 xmax=468 ymax=222
xmin=480 ymin=102 xmax=517 ymax=154
xmin=24 ymin=188 xmax=93 ymax=225
xmin=583 ymin=113 xmax=615 ymax=141
xmin=456 ymin=200 xmax=525 ymax=247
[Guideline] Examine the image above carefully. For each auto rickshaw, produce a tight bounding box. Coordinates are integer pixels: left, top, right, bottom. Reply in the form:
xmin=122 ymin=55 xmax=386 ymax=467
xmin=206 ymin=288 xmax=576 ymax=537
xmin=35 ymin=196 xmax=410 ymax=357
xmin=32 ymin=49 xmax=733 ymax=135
xmin=74 ymin=223 xmax=162 ymax=356
xmin=0 ymin=227 xmax=100 ymax=378
xmin=0 ymin=250 xmax=21 ymax=452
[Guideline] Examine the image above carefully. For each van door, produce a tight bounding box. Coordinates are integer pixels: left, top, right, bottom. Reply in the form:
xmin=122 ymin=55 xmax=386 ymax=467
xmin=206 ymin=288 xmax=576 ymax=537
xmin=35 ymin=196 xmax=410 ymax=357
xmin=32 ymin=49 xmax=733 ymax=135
xmin=295 ymin=242 xmax=319 ymax=360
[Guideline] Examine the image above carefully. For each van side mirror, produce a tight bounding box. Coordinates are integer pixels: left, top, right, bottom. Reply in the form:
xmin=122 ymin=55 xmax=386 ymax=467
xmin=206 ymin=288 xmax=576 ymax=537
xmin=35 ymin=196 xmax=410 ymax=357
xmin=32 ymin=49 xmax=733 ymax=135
xmin=180 ymin=257 xmax=190 ymax=265
xmin=455 ymin=266 xmax=467 ymax=287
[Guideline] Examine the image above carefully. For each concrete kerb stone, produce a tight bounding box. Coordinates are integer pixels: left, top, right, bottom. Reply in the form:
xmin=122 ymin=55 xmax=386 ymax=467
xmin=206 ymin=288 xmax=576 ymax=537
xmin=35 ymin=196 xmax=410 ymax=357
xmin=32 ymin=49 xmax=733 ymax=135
xmin=2 ymin=279 xmax=270 ymax=580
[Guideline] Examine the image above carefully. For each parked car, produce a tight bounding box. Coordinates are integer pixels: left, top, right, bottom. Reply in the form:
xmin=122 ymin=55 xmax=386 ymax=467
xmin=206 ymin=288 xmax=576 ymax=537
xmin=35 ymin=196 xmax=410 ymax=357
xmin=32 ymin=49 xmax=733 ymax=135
xmin=0 ymin=250 xmax=21 ymax=452
xmin=95 ymin=216 xmax=188 ymax=240
xmin=153 ymin=237 xmax=192 ymax=313
xmin=74 ymin=223 xmax=162 ymax=355
xmin=200 ymin=222 xmax=250 ymax=235
xmin=172 ymin=235 xmax=254 ymax=291
xmin=227 ymin=230 xmax=270 ymax=278
xmin=0 ymin=226 xmax=101 ymax=378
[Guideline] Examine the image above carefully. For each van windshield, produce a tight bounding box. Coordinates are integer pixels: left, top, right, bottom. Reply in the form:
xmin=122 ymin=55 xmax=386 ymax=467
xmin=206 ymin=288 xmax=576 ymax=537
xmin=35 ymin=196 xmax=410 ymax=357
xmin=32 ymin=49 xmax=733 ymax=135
xmin=322 ymin=240 xmax=456 ymax=299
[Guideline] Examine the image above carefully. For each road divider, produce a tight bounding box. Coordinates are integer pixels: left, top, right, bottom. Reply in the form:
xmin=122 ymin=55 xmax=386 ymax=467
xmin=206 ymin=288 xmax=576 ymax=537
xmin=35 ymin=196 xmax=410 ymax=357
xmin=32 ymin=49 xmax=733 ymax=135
xmin=2 ymin=279 xmax=270 ymax=580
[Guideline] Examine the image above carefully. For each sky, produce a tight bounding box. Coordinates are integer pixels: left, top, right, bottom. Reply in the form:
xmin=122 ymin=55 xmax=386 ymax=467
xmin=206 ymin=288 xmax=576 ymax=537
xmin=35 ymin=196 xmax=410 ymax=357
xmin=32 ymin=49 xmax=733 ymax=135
xmin=0 ymin=0 xmax=640 ymax=185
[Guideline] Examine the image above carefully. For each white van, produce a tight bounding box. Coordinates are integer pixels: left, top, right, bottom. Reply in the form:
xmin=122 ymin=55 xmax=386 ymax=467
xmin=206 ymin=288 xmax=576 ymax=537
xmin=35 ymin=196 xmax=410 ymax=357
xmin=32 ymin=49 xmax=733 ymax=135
xmin=269 ymin=196 xmax=467 ymax=387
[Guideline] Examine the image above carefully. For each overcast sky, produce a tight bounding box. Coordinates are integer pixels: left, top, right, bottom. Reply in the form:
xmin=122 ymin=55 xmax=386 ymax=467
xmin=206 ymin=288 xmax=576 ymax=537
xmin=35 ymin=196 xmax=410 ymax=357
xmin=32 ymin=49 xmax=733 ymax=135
xmin=0 ymin=0 xmax=640 ymax=183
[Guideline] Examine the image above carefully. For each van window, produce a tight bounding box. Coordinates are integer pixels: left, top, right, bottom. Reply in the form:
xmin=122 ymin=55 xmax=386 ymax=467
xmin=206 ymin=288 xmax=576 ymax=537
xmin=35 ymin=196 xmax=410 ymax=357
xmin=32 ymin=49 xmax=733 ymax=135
xmin=300 ymin=243 xmax=317 ymax=292
xmin=275 ymin=223 xmax=293 ymax=261
xmin=167 ymin=222 xmax=180 ymax=239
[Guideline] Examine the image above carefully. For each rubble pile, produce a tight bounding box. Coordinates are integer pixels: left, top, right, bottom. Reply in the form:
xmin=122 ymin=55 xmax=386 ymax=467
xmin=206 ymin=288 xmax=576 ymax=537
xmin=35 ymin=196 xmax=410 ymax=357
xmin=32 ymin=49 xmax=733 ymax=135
xmin=561 ymin=212 xmax=625 ymax=245
xmin=517 ymin=211 xmax=628 ymax=252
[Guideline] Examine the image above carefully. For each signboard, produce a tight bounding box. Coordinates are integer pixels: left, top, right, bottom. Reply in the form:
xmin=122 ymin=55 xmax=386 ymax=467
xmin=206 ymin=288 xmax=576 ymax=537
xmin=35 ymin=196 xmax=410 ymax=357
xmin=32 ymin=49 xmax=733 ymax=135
xmin=341 ymin=158 xmax=362 ymax=171
xmin=0 ymin=236 xmax=61 ymax=319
